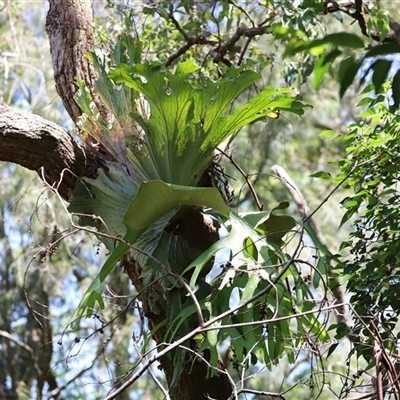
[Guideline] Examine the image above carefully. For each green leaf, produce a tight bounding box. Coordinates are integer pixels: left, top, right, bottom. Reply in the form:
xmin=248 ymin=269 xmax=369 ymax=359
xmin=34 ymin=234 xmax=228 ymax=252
xmin=318 ymin=129 xmax=336 ymax=137
xmin=283 ymin=32 xmax=363 ymax=58
xmin=327 ymin=342 xmax=340 ymax=358
xmin=166 ymin=302 xmax=202 ymax=341
xmin=356 ymin=97 xmax=375 ymax=107
xmin=313 ymin=49 xmax=342 ymax=90
xmin=312 ymin=255 xmax=327 ymax=288
xmin=199 ymin=330 xmax=219 ymax=376
xmin=70 ymin=228 xmax=137 ymax=328
xmin=123 ymin=180 xmax=229 ymax=232
xmin=254 ymin=203 xmax=297 ymax=246
xmin=391 ymin=69 xmax=400 ymax=108
xmin=339 ymin=208 xmax=356 ymax=227
xmin=201 ymin=68 xmax=262 ymax=135
xmin=371 ymin=59 xmax=392 ymax=93
xmin=203 ymin=87 xmax=309 ymax=150
xmin=364 ymin=43 xmax=400 ymax=58
xmin=184 ymin=210 xmax=282 ymax=288
xmin=310 ymin=171 xmax=332 ymax=179
xmin=321 ymin=32 xmax=364 ymax=49
xmin=279 ymin=320 xmax=295 ymax=363
xmin=299 ymin=314 xmax=330 ymax=342
xmin=109 ymin=61 xmax=307 ymax=185
xmin=237 ymin=272 xmax=263 ymax=350
xmin=360 ymin=83 xmax=375 ymax=94
xmin=72 ymin=181 xmax=229 ymax=325
xmin=243 ymin=236 xmax=258 ymax=261
xmin=339 ymin=56 xmax=361 ymax=98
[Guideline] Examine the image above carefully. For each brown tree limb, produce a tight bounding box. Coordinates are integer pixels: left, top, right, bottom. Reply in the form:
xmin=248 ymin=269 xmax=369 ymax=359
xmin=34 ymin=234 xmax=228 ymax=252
xmin=0 ymin=105 xmax=92 ymax=201
xmin=354 ymin=0 xmax=368 ymax=36
xmin=212 ymin=25 xmax=269 ymax=66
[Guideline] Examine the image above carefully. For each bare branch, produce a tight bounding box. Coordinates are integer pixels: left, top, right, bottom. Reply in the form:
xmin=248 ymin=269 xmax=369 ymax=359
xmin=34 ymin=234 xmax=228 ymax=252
xmin=213 ymin=25 xmax=268 ymax=65
xmin=218 ymin=148 xmax=263 ymax=211
xmin=354 ymin=0 xmax=368 ymax=36
xmin=0 ymin=330 xmax=36 ymax=358
xmin=226 ymin=0 xmax=256 ymax=28
xmin=237 ymin=388 xmax=285 ymax=399
xmin=165 ymin=9 xmax=276 ymax=67
xmin=165 ymin=11 xmax=190 ymax=41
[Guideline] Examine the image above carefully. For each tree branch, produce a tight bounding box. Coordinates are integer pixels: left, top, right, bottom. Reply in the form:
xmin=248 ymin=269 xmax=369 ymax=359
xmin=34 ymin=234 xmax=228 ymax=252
xmin=165 ymin=35 xmax=217 ymax=67
xmin=164 ymin=10 xmax=276 ymax=67
xmin=324 ymin=0 xmax=400 ymax=43
xmin=0 ymin=105 xmax=92 ymax=200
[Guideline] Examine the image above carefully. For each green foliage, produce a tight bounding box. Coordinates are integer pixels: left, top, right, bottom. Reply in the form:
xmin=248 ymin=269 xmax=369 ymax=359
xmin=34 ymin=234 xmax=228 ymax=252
xmin=123 ymin=181 xmax=230 ymax=231
xmin=283 ymin=32 xmax=365 ymax=58
xmin=279 ymin=15 xmax=400 ymax=108
xmin=67 ymin=28 xmax=340 ymax=387
xmin=71 ymin=36 xmax=309 ymax=324
xmin=72 ymin=181 xmax=229 ymax=323
xmin=108 ymin=58 xmax=307 ymax=185
xmin=227 ymin=232 xmax=323 ymax=368
xmin=335 ymin=84 xmax=400 ymax=361
xmin=168 ymin=208 xmax=329 ymax=373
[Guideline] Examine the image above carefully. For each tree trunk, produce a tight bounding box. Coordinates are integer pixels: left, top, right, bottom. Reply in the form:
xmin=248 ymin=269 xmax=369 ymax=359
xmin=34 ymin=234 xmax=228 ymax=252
xmin=0 ymin=1 xmax=234 ymax=398
xmin=46 ymin=0 xmax=110 ymax=124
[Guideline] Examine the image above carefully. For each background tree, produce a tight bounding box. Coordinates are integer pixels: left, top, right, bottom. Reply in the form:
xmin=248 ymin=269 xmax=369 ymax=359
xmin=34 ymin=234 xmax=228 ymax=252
xmin=1 ymin=1 xmax=400 ymax=399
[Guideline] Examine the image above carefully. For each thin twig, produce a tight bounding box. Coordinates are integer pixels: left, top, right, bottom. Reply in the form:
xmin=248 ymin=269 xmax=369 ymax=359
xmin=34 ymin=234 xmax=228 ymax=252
xmin=226 ymin=0 xmax=256 ymax=28
xmin=179 ymin=344 xmax=238 ymax=399
xmin=237 ymin=388 xmax=285 ymax=399
xmin=132 ymin=340 xmax=171 ymax=400
xmin=0 ymin=330 xmax=36 ymax=358
xmin=238 ymin=36 xmax=252 ymax=65
xmin=218 ymin=148 xmax=263 ymax=211
xmin=200 ymin=302 xmax=348 ymax=332
xmin=166 ymin=11 xmax=190 ymax=40
xmin=165 ymin=36 xmax=217 ymax=67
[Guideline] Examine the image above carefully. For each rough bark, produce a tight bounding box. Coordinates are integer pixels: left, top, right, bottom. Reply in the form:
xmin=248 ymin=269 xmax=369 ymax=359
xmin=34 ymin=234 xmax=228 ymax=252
xmin=0 ymin=105 xmax=91 ymax=201
xmin=46 ymin=0 xmax=110 ymax=124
